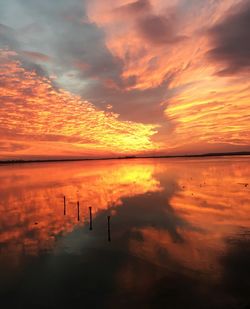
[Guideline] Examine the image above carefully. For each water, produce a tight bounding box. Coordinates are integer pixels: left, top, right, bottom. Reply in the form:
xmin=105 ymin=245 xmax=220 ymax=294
xmin=0 ymin=157 xmax=250 ymax=308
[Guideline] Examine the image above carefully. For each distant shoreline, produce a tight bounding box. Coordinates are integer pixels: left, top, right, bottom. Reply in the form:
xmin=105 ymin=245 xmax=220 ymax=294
xmin=0 ymin=151 xmax=249 ymax=165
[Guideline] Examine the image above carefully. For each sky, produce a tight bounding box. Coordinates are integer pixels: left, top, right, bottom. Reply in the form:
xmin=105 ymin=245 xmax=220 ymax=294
xmin=0 ymin=0 xmax=249 ymax=159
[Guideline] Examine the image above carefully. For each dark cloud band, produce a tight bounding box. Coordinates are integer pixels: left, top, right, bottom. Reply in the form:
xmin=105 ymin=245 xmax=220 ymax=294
xmin=208 ymin=1 xmax=250 ymax=75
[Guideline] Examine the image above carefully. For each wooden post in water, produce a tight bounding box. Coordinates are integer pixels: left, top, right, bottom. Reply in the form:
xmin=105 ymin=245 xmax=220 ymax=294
xmin=77 ymin=201 xmax=80 ymax=221
xmin=63 ymin=196 xmax=66 ymax=215
xmin=107 ymin=215 xmax=111 ymax=242
xmin=89 ymin=207 xmax=93 ymax=230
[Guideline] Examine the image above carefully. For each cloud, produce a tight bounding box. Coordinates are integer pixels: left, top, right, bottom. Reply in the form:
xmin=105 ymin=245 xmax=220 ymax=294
xmin=208 ymin=1 xmax=250 ymax=75
xmin=0 ymin=22 xmax=52 ymax=80
xmin=0 ymin=0 xmax=249 ymax=157
xmin=0 ymin=50 xmax=159 ymax=159
xmin=20 ymin=51 xmax=51 ymax=62
xmin=0 ymin=23 xmax=19 ymax=49
xmin=165 ymin=76 xmax=250 ymax=153
xmin=0 ymin=0 xmax=188 ymax=128
xmin=114 ymin=0 xmax=152 ymax=17
xmin=84 ymin=71 xmax=175 ymax=124
xmin=137 ymin=13 xmax=187 ymax=45
xmin=0 ymin=141 xmax=30 ymax=152
xmin=85 ymin=0 xmax=197 ymax=95
xmin=0 ymin=0 xmax=125 ymax=90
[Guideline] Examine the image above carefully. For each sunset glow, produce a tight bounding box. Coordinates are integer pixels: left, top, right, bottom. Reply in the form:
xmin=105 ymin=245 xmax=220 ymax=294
xmin=1 ymin=3 xmax=250 ymax=306
xmin=0 ymin=51 xmax=159 ymax=159
xmin=0 ymin=160 xmax=161 ymax=258
xmin=1 ymin=158 xmax=249 ymax=279
xmin=0 ymin=0 xmax=249 ymax=158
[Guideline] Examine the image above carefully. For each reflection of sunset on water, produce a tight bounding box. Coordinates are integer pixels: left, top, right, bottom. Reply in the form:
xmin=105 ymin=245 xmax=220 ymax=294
xmin=1 ymin=157 xmax=250 ymax=307
xmin=0 ymin=160 xmax=161 ymax=260
xmin=0 ymin=157 xmax=250 ymax=284
xmin=127 ymin=158 xmax=250 ymax=279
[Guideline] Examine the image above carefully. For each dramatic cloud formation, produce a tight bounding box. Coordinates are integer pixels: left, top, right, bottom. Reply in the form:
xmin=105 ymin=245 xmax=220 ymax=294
xmin=208 ymin=1 xmax=250 ymax=75
xmin=0 ymin=0 xmax=249 ymax=158
xmin=0 ymin=50 xmax=158 ymax=159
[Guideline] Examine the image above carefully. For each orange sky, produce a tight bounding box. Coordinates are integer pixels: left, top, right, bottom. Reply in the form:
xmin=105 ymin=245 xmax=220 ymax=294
xmin=0 ymin=0 xmax=249 ymax=159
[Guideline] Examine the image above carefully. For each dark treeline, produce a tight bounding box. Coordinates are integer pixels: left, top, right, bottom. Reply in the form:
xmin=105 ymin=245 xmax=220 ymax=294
xmin=0 ymin=151 xmax=249 ymax=165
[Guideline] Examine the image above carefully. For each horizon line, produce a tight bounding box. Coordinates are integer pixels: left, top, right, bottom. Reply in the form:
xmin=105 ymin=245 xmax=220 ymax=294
xmin=0 ymin=151 xmax=250 ymax=165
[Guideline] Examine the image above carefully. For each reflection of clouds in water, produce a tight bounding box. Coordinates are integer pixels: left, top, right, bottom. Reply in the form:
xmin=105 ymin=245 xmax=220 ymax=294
xmin=0 ymin=160 xmax=161 ymax=259
xmin=53 ymin=157 xmax=250 ymax=279
xmin=0 ymin=157 xmax=250 ymax=308
xmin=124 ymin=158 xmax=250 ymax=276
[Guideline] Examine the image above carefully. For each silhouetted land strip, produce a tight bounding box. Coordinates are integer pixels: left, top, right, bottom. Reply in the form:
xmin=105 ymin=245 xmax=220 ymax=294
xmin=0 ymin=151 xmax=249 ymax=165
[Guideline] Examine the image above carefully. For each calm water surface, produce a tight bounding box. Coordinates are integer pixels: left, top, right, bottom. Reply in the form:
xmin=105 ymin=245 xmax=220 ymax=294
xmin=0 ymin=157 xmax=250 ymax=308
